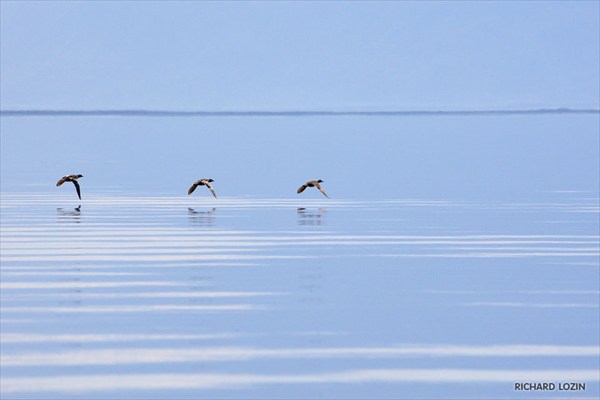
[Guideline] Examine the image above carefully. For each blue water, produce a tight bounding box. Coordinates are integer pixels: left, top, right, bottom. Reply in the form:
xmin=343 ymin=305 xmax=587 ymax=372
xmin=1 ymin=114 xmax=599 ymax=399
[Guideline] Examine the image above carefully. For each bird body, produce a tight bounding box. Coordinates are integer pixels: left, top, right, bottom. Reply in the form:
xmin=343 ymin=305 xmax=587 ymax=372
xmin=297 ymin=180 xmax=329 ymax=198
xmin=188 ymin=178 xmax=217 ymax=198
xmin=56 ymin=174 xmax=83 ymax=200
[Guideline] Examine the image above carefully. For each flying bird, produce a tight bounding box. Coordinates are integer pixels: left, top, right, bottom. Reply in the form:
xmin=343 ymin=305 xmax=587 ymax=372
xmin=56 ymin=174 xmax=83 ymax=200
xmin=188 ymin=178 xmax=217 ymax=198
xmin=297 ymin=179 xmax=329 ymax=198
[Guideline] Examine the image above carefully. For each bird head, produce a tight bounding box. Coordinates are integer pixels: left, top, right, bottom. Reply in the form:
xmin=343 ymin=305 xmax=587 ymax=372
xmin=77 ymin=174 xmax=84 ymax=178
xmin=208 ymin=179 xmax=214 ymax=182
xmin=317 ymin=179 xmax=324 ymax=183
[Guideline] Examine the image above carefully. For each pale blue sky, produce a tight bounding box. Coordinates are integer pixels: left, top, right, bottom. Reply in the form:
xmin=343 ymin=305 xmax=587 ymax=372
xmin=1 ymin=1 xmax=599 ymax=198
xmin=1 ymin=1 xmax=599 ymax=110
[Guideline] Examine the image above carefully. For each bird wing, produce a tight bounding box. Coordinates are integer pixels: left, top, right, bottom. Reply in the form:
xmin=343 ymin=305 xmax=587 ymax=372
xmin=205 ymin=182 xmax=218 ymax=198
xmin=315 ymin=182 xmax=329 ymax=198
xmin=56 ymin=176 xmax=67 ymax=186
xmin=188 ymin=181 xmax=200 ymax=195
xmin=72 ymin=180 xmax=82 ymax=200
xmin=297 ymin=184 xmax=308 ymax=194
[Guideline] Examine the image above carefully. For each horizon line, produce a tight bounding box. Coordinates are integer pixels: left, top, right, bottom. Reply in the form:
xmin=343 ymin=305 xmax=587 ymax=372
xmin=1 ymin=107 xmax=599 ymax=117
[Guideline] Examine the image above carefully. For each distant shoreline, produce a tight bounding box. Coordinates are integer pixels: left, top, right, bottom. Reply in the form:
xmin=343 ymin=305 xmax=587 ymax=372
xmin=1 ymin=108 xmax=599 ymax=117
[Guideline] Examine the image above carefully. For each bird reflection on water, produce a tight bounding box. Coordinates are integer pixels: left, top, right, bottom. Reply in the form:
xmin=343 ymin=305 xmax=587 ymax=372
xmin=56 ymin=205 xmax=82 ymax=223
xmin=297 ymin=207 xmax=327 ymax=226
xmin=188 ymin=207 xmax=217 ymax=227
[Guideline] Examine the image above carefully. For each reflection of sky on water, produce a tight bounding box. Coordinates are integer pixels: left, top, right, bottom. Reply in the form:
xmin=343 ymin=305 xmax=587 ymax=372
xmin=1 ymin=194 xmax=598 ymax=398
xmin=4 ymin=369 xmax=597 ymax=395
xmin=3 ymin=344 xmax=598 ymax=366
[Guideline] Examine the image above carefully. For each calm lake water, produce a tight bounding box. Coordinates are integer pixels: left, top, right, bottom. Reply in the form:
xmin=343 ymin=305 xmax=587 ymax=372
xmin=1 ymin=114 xmax=599 ymax=399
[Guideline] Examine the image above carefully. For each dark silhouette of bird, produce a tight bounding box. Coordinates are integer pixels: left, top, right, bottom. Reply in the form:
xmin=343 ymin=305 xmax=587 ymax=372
xmin=188 ymin=178 xmax=217 ymax=198
xmin=56 ymin=174 xmax=83 ymax=200
xmin=297 ymin=179 xmax=329 ymax=198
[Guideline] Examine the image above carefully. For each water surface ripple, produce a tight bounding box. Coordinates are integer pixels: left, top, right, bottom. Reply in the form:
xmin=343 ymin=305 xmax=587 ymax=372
xmin=1 ymin=194 xmax=598 ymax=399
